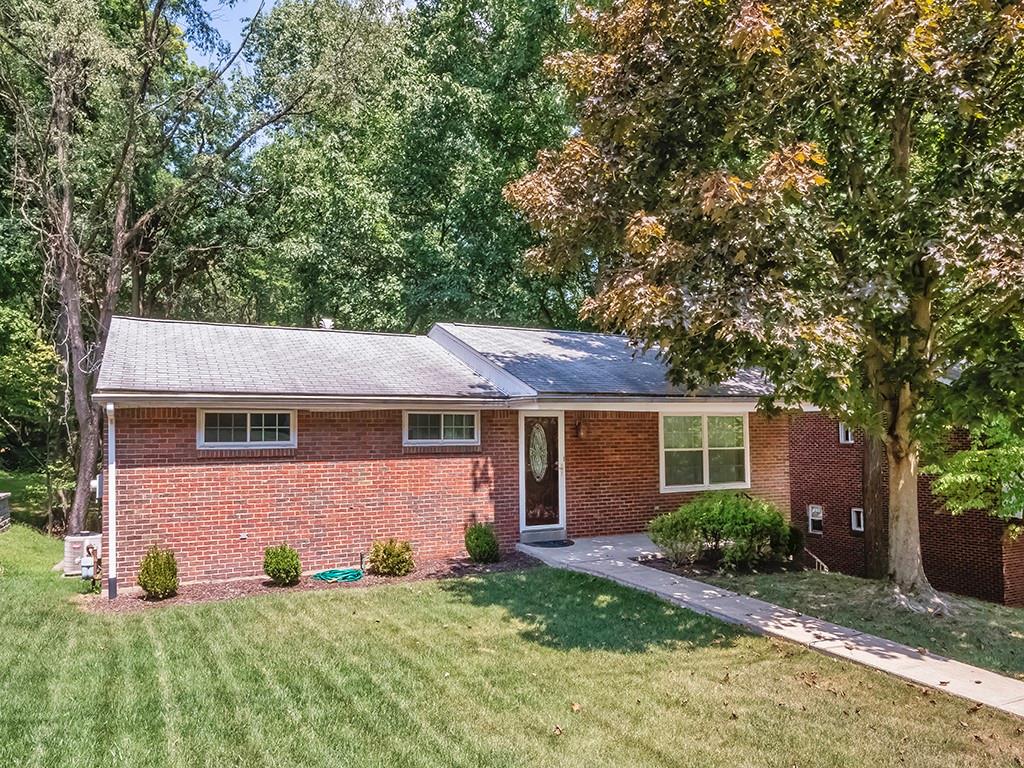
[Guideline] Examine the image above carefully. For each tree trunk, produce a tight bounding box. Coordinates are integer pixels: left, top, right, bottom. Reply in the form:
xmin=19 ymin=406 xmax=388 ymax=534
xmin=886 ymin=435 xmax=929 ymax=592
xmin=863 ymin=433 xmax=888 ymax=578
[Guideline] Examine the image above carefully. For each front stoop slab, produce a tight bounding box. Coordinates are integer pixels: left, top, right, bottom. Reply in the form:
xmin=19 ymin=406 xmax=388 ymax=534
xmin=518 ymin=535 xmax=1024 ymax=719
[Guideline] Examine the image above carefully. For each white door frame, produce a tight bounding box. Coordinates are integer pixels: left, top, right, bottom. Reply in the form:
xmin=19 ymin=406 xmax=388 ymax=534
xmin=518 ymin=410 xmax=566 ymax=533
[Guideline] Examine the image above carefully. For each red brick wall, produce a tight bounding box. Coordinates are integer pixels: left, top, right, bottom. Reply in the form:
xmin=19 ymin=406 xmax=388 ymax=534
xmin=792 ymin=412 xmax=1012 ymax=603
xmin=107 ymin=408 xmax=520 ymax=585
xmin=108 ymin=406 xmax=795 ymax=586
xmin=789 ymin=413 xmax=868 ymax=575
xmin=1002 ymin=536 xmax=1024 ymax=608
xmin=563 ymin=411 xmax=791 ymax=539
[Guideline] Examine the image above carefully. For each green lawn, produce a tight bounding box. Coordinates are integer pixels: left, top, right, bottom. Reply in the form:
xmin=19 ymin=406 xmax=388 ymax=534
xmin=1 ymin=525 xmax=1021 ymax=768
xmin=704 ymin=569 xmax=1024 ymax=677
xmin=0 ymin=468 xmax=47 ymax=528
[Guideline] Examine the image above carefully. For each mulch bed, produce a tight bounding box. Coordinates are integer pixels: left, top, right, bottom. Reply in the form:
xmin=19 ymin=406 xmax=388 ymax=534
xmin=80 ymin=551 xmax=538 ymax=614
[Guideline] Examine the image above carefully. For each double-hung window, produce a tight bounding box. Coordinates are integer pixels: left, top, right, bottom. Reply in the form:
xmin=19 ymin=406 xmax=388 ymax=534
xmin=404 ymin=411 xmax=479 ymax=446
xmin=198 ymin=411 xmax=296 ymax=449
xmin=660 ymin=414 xmax=749 ymax=492
xmin=808 ymin=504 xmax=824 ymax=534
xmin=838 ymin=422 xmax=855 ymax=444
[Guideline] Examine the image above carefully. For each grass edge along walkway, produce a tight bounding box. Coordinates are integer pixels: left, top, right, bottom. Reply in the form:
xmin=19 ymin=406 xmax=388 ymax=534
xmin=520 ymin=534 xmax=1024 ymax=718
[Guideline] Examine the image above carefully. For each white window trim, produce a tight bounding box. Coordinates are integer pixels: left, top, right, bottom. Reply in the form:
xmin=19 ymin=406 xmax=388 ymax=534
xmin=850 ymin=506 xmax=865 ymax=532
xmin=838 ymin=422 xmax=855 ymax=444
xmin=659 ymin=413 xmax=751 ymax=493
xmin=808 ymin=504 xmax=824 ymax=535
xmin=197 ymin=409 xmax=298 ymax=450
xmin=402 ymin=410 xmax=481 ymax=447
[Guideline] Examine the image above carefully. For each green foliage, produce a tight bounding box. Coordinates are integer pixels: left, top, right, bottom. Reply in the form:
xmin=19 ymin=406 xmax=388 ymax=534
xmin=507 ymin=0 xmax=1024 ymax=588
xmin=927 ymin=419 xmax=1024 ymax=522
xmin=0 ymin=307 xmax=58 ymax=443
xmin=263 ymin=544 xmax=302 ymax=586
xmin=464 ymin=523 xmax=500 ymax=563
xmin=368 ymin=538 xmax=415 ymax=576
xmin=786 ymin=525 xmax=805 ymax=560
xmin=649 ymin=492 xmax=789 ymax=569
xmin=21 ymin=461 xmax=76 ymax=528
xmin=647 ymin=506 xmax=702 ymax=566
xmin=137 ymin=545 xmax=179 ymax=599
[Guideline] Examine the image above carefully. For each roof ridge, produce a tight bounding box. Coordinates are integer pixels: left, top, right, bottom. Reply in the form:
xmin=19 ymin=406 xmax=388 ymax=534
xmin=110 ymin=315 xmax=421 ymax=338
xmin=441 ymin=321 xmax=624 ymax=339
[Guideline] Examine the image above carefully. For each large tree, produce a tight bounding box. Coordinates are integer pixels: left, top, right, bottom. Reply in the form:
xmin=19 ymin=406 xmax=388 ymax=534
xmin=507 ymin=0 xmax=1024 ymax=602
xmin=0 ymin=0 xmax=384 ymax=532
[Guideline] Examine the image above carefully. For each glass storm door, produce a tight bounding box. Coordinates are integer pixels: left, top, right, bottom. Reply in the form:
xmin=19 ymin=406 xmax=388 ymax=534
xmin=524 ymin=415 xmax=561 ymax=527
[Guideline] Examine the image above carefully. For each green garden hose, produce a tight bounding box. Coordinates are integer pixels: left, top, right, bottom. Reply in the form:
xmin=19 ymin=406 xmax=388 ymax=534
xmin=312 ymin=568 xmax=363 ymax=583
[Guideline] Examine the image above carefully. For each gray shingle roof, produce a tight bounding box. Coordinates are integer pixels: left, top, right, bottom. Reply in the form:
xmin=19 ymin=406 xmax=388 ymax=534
xmin=435 ymin=323 xmax=772 ymax=398
xmin=96 ymin=317 xmax=505 ymax=399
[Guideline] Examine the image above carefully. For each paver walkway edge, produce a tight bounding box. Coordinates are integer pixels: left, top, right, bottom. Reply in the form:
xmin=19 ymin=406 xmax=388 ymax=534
xmin=518 ymin=533 xmax=1024 ymax=718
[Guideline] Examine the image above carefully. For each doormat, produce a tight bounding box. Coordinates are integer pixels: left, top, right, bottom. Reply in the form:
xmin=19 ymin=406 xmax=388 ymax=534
xmin=524 ymin=539 xmax=575 ymax=548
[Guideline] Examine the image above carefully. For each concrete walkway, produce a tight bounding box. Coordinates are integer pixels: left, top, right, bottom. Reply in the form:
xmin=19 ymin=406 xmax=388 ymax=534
xmin=518 ymin=533 xmax=1024 ymax=718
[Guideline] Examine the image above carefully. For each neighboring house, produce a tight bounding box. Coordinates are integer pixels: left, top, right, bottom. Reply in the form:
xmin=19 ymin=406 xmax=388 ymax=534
xmin=94 ymin=317 xmax=790 ymax=597
xmin=792 ymin=412 xmax=1024 ymax=606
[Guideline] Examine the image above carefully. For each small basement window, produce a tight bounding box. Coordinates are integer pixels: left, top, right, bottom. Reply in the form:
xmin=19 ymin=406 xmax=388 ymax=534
xmin=807 ymin=504 xmax=824 ymax=534
xmin=838 ymin=422 xmax=855 ymax=444
xmin=404 ymin=411 xmax=479 ymax=446
xmin=850 ymin=507 xmax=865 ymax=532
xmin=198 ymin=411 xmax=296 ymax=449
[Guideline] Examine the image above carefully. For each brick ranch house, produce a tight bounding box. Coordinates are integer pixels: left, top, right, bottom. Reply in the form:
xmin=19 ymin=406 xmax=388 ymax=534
xmin=95 ymin=317 xmax=787 ymax=597
xmin=95 ymin=316 xmax=1019 ymax=604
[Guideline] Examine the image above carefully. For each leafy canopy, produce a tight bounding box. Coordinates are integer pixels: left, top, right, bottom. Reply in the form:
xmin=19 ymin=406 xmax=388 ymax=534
xmin=507 ymin=0 xmax=1024 ymax=441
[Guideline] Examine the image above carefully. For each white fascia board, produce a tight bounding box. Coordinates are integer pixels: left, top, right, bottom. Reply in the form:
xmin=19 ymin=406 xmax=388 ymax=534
xmin=427 ymin=324 xmax=537 ymax=397
xmin=514 ymin=397 xmax=761 ymax=413
xmin=91 ymin=392 xmax=515 ymax=411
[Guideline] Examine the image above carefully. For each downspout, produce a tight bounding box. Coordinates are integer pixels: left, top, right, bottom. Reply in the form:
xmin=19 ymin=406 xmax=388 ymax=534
xmin=106 ymin=402 xmax=118 ymax=599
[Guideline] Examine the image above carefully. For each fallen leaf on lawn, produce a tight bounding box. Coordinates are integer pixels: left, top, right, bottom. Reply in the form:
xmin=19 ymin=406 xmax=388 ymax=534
xmin=967 ymin=703 xmax=982 ymax=714
xmin=959 ymin=721 xmax=969 ymax=728
xmin=571 ymin=703 xmax=582 ymax=714
xmin=552 ymin=725 xmax=563 ymax=736
xmin=729 ymin=712 xmax=738 ymax=720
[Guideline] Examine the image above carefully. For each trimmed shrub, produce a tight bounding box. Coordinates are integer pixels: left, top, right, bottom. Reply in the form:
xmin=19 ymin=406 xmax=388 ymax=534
xmin=648 ymin=492 xmax=789 ymax=570
xmin=785 ymin=524 xmax=805 ymax=560
xmin=648 ymin=506 xmax=702 ymax=565
xmin=137 ymin=545 xmax=178 ymax=599
xmin=263 ymin=545 xmax=302 ymax=586
xmin=465 ymin=523 xmax=500 ymax=563
xmin=368 ymin=539 xmax=415 ymax=576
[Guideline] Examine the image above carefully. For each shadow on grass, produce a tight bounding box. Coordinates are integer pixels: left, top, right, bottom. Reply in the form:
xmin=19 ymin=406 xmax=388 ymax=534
xmin=440 ymin=566 xmax=739 ymax=654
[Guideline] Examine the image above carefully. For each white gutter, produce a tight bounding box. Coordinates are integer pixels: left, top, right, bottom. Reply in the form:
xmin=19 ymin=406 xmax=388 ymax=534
xmin=105 ymin=402 xmax=118 ymax=599
xmin=91 ymin=392 xmax=520 ymax=410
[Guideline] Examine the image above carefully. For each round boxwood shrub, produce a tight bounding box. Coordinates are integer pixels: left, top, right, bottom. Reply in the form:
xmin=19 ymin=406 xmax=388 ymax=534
xmin=137 ymin=545 xmax=178 ymax=599
xmin=263 ymin=544 xmax=302 ymax=586
xmin=648 ymin=506 xmax=702 ymax=566
xmin=465 ymin=523 xmax=500 ymax=563
xmin=368 ymin=539 xmax=415 ymax=577
xmin=648 ymin=492 xmax=790 ymax=570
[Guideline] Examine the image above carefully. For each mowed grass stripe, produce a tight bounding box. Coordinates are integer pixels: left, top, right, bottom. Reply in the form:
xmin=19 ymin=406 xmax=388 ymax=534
xmin=2 ymin=525 xmax=1023 ymax=767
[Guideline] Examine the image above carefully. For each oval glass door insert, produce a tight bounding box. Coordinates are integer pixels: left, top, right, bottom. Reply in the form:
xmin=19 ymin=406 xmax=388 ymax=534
xmin=529 ymin=423 xmax=548 ymax=482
